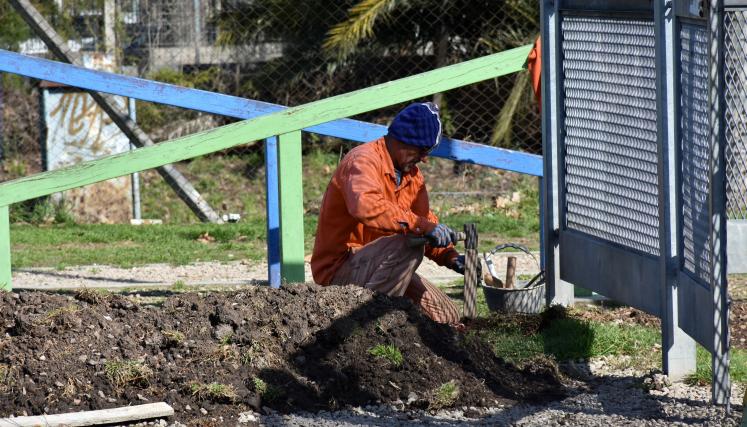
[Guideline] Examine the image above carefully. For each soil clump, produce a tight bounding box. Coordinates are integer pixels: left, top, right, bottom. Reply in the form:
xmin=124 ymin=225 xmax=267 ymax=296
xmin=0 ymin=285 xmax=564 ymax=424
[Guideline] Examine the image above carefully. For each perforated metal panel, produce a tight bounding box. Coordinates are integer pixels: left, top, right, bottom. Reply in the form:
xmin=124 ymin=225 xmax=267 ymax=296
xmin=725 ymin=10 xmax=747 ymax=220
xmin=679 ymin=22 xmax=712 ymax=287
xmin=560 ymin=16 xmax=660 ymax=256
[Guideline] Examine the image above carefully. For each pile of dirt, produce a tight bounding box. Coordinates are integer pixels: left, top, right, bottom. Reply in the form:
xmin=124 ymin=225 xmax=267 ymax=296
xmin=0 ymin=285 xmax=565 ymax=424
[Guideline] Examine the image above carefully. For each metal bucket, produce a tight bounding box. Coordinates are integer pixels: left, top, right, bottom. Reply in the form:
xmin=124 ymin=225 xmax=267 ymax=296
xmin=482 ymin=281 xmax=546 ymax=314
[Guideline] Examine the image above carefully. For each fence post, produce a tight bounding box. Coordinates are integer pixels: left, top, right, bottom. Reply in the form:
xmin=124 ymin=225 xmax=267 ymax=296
xmin=0 ymin=205 xmax=10 ymax=291
xmin=265 ymin=136 xmax=282 ymax=288
xmin=277 ymin=131 xmax=305 ymax=283
xmin=656 ymin=0 xmax=696 ymax=381
xmin=541 ymin=0 xmax=573 ymax=306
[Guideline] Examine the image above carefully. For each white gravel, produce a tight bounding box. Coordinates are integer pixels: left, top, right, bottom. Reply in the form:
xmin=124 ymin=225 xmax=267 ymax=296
xmin=247 ymin=362 xmax=745 ymax=426
xmin=11 ymin=253 xmax=539 ymax=290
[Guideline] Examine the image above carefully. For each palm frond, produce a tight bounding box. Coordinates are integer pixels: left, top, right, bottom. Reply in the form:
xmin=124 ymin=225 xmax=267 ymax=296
xmin=491 ymin=71 xmax=530 ymax=147
xmin=323 ymin=0 xmax=400 ymax=59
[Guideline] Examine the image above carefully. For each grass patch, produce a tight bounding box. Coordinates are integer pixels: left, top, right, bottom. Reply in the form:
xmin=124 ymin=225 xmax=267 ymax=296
xmin=10 ymin=223 xmax=269 ymax=268
xmin=171 ymin=280 xmax=187 ymax=291
xmin=251 ymin=377 xmax=284 ymax=403
xmin=208 ymin=344 xmax=239 ymax=365
xmin=74 ymin=287 xmax=108 ymax=304
xmin=687 ymin=345 xmax=747 ymax=385
xmin=368 ymin=344 xmax=404 ymax=368
xmin=104 ymin=360 xmax=152 ymax=389
xmin=44 ymin=304 xmax=80 ymax=322
xmin=162 ymin=330 xmax=185 ymax=346
xmin=189 ymin=382 xmax=237 ymax=402
xmin=428 ymin=380 xmax=460 ymax=410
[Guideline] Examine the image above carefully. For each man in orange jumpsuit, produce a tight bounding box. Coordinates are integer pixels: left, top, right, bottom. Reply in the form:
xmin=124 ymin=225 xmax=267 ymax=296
xmin=311 ymin=102 xmax=464 ymax=324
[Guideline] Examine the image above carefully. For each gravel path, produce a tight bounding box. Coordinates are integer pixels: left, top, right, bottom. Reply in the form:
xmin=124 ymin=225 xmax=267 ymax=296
xmin=12 ymin=253 xmax=540 ymax=290
xmin=244 ymin=360 xmax=745 ymax=426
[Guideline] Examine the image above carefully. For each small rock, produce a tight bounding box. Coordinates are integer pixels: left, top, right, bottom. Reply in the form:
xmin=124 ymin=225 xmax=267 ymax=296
xmin=137 ymin=394 xmax=149 ymax=401
xmin=238 ymin=411 xmax=258 ymax=423
xmin=73 ymin=399 xmax=81 ymax=405
xmin=38 ymin=355 xmax=46 ymax=361
xmin=98 ymin=390 xmax=105 ymax=399
xmin=407 ymin=392 xmax=418 ymax=404
xmin=54 ymin=381 xmax=64 ymax=388
xmin=185 ymin=405 xmax=192 ymax=411
xmin=78 ymin=355 xmax=87 ymax=362
xmin=107 ymin=397 xmax=116 ymax=403
xmin=200 ymin=408 xmax=208 ymax=415
xmin=103 ymin=316 xmax=112 ymax=321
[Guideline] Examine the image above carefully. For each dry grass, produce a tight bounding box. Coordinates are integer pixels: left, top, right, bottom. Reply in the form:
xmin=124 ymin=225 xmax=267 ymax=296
xmin=104 ymin=360 xmax=153 ymax=389
xmin=189 ymin=382 xmax=237 ymax=402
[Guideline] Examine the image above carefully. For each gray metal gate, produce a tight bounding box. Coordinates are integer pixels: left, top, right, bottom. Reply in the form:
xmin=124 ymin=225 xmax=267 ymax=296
xmin=541 ymin=0 xmax=731 ymax=404
xmin=725 ymin=4 xmax=747 ymax=272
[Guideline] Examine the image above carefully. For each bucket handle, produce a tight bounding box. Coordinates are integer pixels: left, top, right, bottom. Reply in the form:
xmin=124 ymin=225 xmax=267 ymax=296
xmin=483 ymin=242 xmax=544 ymax=289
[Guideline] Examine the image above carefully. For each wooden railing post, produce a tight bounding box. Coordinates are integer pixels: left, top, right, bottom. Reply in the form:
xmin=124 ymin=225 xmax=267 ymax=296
xmin=265 ymin=136 xmax=282 ymax=288
xmin=0 ymin=205 xmax=10 ymax=291
xmin=277 ymin=131 xmax=305 ymax=283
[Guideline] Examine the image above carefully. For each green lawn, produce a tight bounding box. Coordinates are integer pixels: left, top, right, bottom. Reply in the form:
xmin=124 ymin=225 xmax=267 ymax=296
xmin=439 ymin=280 xmax=747 ymax=384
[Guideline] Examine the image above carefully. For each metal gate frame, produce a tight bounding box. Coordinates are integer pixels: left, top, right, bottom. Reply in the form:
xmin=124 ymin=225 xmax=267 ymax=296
xmin=541 ymin=0 xmax=731 ymax=404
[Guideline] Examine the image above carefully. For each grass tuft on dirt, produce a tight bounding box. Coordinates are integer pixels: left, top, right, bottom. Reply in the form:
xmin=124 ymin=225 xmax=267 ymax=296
xmin=74 ymin=287 xmax=108 ymax=304
xmin=189 ymin=382 xmax=238 ymax=403
xmin=162 ymin=330 xmax=185 ymax=347
xmin=252 ymin=377 xmax=284 ymax=403
xmin=104 ymin=360 xmax=152 ymax=389
xmin=368 ymin=344 xmax=404 ymax=368
xmin=429 ymin=380 xmax=461 ymax=410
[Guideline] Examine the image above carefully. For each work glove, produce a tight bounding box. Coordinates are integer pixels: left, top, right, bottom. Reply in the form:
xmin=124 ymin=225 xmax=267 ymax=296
xmin=426 ymin=223 xmax=457 ymax=248
xmin=450 ymin=254 xmax=466 ymax=275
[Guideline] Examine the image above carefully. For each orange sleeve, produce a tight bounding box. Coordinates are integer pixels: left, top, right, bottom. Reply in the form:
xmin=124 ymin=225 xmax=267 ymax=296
xmin=410 ymin=183 xmax=459 ymax=266
xmin=341 ymin=153 xmax=435 ymax=234
xmin=526 ymin=36 xmax=542 ymax=113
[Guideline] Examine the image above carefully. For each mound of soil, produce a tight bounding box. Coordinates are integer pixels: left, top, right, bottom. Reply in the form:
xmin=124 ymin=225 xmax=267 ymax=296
xmin=0 ymin=285 xmax=564 ymax=424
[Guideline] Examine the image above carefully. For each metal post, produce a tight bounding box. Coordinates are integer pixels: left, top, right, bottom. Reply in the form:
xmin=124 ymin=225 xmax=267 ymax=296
xmin=708 ymin=0 xmax=731 ymax=407
xmin=656 ymin=0 xmax=696 ymax=381
xmin=265 ymin=136 xmax=281 ymax=288
xmin=541 ymin=0 xmax=573 ymax=306
xmin=463 ymin=223 xmax=478 ymax=319
xmin=104 ymin=0 xmax=116 ymax=59
xmin=129 ymin=97 xmax=141 ymax=221
xmin=193 ymin=0 xmax=201 ymax=65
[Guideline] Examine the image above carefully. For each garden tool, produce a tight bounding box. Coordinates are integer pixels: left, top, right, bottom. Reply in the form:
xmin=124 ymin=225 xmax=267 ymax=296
xmin=406 ymin=224 xmax=480 ymax=319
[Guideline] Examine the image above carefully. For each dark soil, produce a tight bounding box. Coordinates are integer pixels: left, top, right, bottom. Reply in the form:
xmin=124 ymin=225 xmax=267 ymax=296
xmin=0 ymin=285 xmax=565 ymax=425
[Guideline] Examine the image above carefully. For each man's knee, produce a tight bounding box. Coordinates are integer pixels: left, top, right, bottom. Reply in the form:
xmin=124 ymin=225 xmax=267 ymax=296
xmin=381 ymin=234 xmax=424 ymax=263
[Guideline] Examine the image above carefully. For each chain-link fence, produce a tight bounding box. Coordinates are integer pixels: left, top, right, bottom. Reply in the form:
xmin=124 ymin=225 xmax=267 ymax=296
xmin=1 ymin=0 xmax=541 ymax=226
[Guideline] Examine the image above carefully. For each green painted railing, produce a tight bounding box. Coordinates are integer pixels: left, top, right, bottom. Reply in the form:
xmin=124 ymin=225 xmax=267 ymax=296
xmin=0 ymin=44 xmax=531 ymax=290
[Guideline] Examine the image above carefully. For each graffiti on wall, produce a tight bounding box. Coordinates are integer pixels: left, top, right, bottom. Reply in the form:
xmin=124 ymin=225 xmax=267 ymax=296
xmin=43 ymin=88 xmax=134 ymax=224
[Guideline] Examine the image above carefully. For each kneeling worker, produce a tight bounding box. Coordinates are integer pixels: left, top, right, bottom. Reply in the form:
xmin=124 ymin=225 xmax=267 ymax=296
xmin=311 ymin=102 xmax=465 ymax=325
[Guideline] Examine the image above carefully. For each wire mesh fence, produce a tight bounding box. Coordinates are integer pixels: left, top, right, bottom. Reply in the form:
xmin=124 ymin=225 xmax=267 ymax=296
xmin=0 ymin=0 xmax=541 ymax=227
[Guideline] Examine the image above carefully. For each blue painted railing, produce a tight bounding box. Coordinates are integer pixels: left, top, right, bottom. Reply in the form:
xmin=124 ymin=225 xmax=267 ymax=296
xmin=0 ymin=48 xmax=542 ymax=288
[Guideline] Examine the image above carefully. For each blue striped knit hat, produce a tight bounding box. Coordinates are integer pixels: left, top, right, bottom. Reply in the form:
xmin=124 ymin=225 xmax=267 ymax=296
xmin=387 ymin=102 xmax=443 ymax=149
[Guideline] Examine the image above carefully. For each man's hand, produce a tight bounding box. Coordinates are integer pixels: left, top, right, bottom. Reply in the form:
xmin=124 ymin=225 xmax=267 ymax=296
xmin=426 ymin=223 xmax=457 ymax=248
xmin=449 ymin=254 xmax=466 ymax=275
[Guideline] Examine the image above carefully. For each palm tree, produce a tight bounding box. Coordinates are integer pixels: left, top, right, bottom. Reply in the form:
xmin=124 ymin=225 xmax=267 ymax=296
xmin=323 ymin=0 xmax=540 ymax=149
